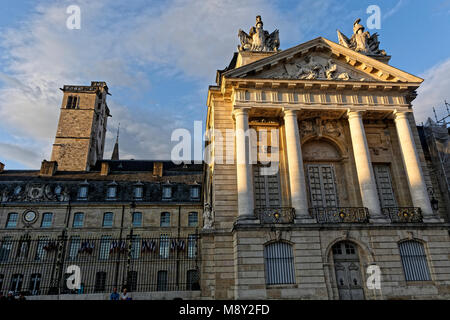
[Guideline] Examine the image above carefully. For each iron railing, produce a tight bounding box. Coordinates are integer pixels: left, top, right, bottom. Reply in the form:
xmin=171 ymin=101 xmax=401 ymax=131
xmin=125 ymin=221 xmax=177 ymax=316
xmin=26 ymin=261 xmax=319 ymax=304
xmin=309 ymin=207 xmax=370 ymax=223
xmin=382 ymin=207 xmax=423 ymax=223
xmin=255 ymin=207 xmax=296 ymax=224
xmin=0 ymin=231 xmax=201 ymax=296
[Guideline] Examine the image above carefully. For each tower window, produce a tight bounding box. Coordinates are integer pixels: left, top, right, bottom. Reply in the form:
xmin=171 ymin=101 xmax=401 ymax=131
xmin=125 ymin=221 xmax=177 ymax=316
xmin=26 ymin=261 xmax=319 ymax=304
xmin=66 ymin=96 xmax=79 ymax=109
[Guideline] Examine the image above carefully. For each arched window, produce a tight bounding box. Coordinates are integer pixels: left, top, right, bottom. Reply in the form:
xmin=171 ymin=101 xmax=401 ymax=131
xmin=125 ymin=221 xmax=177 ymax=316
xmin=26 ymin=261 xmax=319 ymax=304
xmin=6 ymin=213 xmax=18 ymax=228
xmin=399 ymin=240 xmax=431 ymax=281
xmin=264 ymin=242 xmax=295 ymax=285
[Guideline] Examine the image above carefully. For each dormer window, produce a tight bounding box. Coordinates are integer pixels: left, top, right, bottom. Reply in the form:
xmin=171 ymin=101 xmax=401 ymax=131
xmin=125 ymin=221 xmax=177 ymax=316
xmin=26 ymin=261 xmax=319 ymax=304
xmin=78 ymin=182 xmax=89 ymax=200
xmin=106 ymin=182 xmax=118 ymax=200
xmin=66 ymin=96 xmax=79 ymax=109
xmin=162 ymin=186 xmax=172 ymax=200
xmin=134 ymin=182 xmax=144 ymax=200
xmin=190 ymin=186 xmax=200 ymax=200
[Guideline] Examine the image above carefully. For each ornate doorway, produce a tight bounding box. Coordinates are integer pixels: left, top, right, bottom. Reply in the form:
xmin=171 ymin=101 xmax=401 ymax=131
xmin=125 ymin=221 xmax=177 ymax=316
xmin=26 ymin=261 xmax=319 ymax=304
xmin=332 ymin=241 xmax=365 ymax=300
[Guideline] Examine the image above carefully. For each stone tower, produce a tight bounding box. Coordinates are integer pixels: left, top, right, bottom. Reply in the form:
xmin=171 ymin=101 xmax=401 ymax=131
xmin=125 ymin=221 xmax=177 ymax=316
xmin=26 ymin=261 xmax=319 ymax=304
xmin=50 ymin=81 xmax=110 ymax=171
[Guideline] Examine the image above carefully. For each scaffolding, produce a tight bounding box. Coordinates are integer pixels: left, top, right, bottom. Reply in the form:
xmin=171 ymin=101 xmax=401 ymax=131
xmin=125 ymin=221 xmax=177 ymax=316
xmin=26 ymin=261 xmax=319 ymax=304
xmin=423 ymin=101 xmax=450 ymax=215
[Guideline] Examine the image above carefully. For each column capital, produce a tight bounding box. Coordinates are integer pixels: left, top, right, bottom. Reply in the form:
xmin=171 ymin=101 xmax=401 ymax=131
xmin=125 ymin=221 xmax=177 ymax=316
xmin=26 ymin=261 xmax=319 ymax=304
xmin=232 ymin=107 xmax=251 ymax=119
xmin=393 ymin=110 xmax=410 ymax=120
xmin=281 ymin=108 xmax=299 ymax=118
xmin=347 ymin=109 xmax=363 ymax=119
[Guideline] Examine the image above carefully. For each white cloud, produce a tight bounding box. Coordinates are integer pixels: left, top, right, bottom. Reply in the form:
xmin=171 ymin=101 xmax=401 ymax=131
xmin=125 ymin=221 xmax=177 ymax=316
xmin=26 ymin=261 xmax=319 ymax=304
xmin=0 ymin=0 xmax=352 ymax=168
xmin=0 ymin=142 xmax=44 ymax=168
xmin=412 ymin=58 xmax=450 ymax=123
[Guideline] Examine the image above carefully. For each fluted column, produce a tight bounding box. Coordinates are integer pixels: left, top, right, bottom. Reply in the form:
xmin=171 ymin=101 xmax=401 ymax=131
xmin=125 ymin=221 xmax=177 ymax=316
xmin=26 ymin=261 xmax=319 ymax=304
xmin=347 ymin=110 xmax=385 ymax=221
xmin=394 ymin=111 xmax=437 ymax=221
xmin=283 ymin=109 xmax=313 ymax=222
xmin=233 ymin=108 xmax=255 ymax=221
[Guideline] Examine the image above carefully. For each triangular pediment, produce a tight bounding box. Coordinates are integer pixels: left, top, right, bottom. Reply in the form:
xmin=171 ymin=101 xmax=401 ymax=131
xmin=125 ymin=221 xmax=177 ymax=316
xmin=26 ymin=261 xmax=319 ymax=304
xmin=222 ymin=37 xmax=423 ymax=84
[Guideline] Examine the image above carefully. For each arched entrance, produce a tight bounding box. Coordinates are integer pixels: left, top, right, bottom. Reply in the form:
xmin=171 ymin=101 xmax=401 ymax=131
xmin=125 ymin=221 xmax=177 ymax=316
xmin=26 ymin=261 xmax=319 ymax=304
xmin=332 ymin=241 xmax=365 ymax=300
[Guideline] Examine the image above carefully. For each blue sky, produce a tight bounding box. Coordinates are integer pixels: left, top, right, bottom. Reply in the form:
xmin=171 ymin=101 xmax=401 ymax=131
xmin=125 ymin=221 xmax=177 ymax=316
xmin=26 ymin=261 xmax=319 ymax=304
xmin=0 ymin=0 xmax=449 ymax=169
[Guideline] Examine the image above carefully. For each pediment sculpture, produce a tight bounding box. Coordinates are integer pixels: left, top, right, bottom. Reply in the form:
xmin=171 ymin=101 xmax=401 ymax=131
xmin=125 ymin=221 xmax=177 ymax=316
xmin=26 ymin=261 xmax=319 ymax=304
xmin=337 ymin=18 xmax=387 ymax=57
xmin=259 ymin=56 xmax=368 ymax=81
xmin=238 ymin=15 xmax=280 ymax=52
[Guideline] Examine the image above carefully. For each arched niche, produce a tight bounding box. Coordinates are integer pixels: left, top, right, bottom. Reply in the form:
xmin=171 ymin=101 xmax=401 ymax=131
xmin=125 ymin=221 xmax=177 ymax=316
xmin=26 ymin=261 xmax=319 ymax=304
xmin=302 ymin=138 xmax=342 ymax=162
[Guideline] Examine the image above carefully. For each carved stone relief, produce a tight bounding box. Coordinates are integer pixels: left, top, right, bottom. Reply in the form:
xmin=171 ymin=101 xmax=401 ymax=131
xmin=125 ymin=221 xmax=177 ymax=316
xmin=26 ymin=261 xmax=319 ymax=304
xmin=257 ymin=55 xmax=371 ymax=81
xmin=1 ymin=184 xmax=70 ymax=203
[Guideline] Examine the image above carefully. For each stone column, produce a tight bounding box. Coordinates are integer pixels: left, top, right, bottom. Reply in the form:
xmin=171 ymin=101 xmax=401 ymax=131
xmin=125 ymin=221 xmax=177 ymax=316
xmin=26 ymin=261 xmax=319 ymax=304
xmin=394 ymin=111 xmax=437 ymax=221
xmin=347 ymin=110 xmax=385 ymax=221
xmin=283 ymin=109 xmax=313 ymax=222
xmin=233 ymin=108 xmax=256 ymax=222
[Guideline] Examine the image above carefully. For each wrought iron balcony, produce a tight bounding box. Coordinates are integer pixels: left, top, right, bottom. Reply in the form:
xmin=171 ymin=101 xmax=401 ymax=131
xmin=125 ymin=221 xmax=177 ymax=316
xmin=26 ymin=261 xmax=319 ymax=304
xmin=255 ymin=207 xmax=296 ymax=224
xmin=309 ymin=207 xmax=370 ymax=223
xmin=382 ymin=207 xmax=423 ymax=223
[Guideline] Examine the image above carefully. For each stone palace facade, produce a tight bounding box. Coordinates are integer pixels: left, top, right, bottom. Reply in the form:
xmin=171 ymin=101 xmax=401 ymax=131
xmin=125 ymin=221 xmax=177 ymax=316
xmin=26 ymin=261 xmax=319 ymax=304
xmin=0 ymin=16 xmax=449 ymax=300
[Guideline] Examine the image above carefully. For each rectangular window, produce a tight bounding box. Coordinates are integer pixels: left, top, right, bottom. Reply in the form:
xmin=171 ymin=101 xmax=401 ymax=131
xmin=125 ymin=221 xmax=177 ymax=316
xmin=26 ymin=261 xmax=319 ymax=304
xmin=35 ymin=238 xmax=49 ymax=261
xmin=306 ymin=164 xmax=339 ymax=208
xmin=132 ymin=212 xmax=142 ymax=227
xmin=73 ymin=213 xmax=84 ymax=228
xmin=160 ymin=212 xmax=170 ymax=227
xmin=102 ymin=212 xmax=114 ymax=227
xmin=6 ymin=213 xmax=18 ymax=228
xmin=253 ymin=165 xmax=281 ymax=208
xmin=186 ymin=270 xmax=199 ymax=291
xmin=29 ymin=273 xmax=41 ymax=295
xmin=10 ymin=274 xmax=24 ymax=293
xmin=41 ymin=213 xmax=53 ymax=228
xmin=68 ymin=236 xmax=81 ymax=260
xmin=373 ymin=164 xmax=397 ymax=208
xmin=127 ymin=271 xmax=138 ymax=292
xmin=0 ymin=237 xmax=13 ymax=262
xmin=188 ymin=235 xmax=197 ymax=258
xmin=399 ymin=241 xmax=432 ymax=281
xmin=99 ymin=236 xmax=111 ymax=260
xmin=264 ymin=242 xmax=295 ymax=285
xmin=162 ymin=186 xmax=172 ymax=200
xmin=94 ymin=272 xmax=107 ymax=292
xmin=16 ymin=238 xmax=30 ymax=258
xmin=131 ymin=236 xmax=141 ymax=259
xmin=157 ymin=270 xmax=168 ymax=291
xmin=188 ymin=212 xmax=198 ymax=227
xmin=159 ymin=235 xmax=169 ymax=258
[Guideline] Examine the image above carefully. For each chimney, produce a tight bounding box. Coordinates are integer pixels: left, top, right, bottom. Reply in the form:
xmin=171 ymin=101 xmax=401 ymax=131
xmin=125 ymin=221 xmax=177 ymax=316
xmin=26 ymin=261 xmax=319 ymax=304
xmin=0 ymin=162 xmax=4 ymax=173
xmin=153 ymin=162 xmax=163 ymax=177
xmin=100 ymin=162 xmax=110 ymax=176
xmin=40 ymin=160 xmax=58 ymax=177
